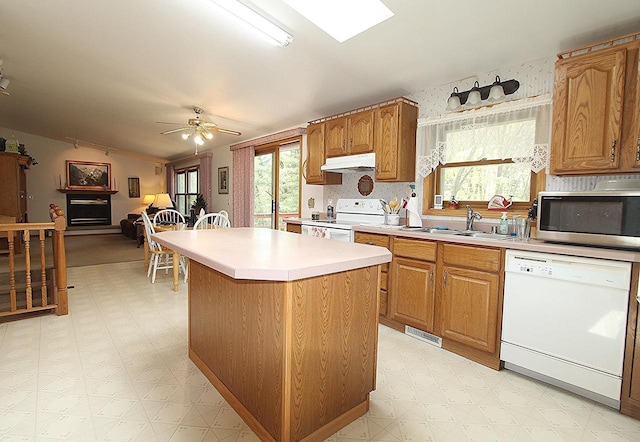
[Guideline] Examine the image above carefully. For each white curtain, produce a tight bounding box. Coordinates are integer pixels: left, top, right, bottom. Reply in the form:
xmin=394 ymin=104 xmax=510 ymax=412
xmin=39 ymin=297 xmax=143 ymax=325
xmin=416 ymin=95 xmax=552 ymax=178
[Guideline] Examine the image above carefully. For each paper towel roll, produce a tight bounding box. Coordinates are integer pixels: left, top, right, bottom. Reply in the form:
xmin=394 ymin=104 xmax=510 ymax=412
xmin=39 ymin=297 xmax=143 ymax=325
xmin=405 ymin=198 xmax=422 ymax=227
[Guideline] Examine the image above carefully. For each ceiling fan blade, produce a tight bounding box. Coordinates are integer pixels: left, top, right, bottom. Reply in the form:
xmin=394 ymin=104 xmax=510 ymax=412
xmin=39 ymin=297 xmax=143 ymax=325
xmin=156 ymin=121 xmax=183 ymax=125
xmin=0 ymin=90 xmax=9 ymax=96
xmin=214 ymin=127 xmax=242 ymax=136
xmin=161 ymin=127 xmax=190 ymax=135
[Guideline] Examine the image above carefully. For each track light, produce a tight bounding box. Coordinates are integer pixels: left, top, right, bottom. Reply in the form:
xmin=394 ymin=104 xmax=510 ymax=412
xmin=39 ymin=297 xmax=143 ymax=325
xmin=446 ymin=76 xmax=520 ymax=111
xmin=105 ymin=148 xmax=110 ymax=156
xmin=73 ymin=142 xmax=79 ymax=149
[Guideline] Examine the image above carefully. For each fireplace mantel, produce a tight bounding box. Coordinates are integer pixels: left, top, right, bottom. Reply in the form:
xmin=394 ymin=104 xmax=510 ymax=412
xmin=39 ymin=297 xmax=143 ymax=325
xmin=57 ymin=188 xmax=118 ymax=195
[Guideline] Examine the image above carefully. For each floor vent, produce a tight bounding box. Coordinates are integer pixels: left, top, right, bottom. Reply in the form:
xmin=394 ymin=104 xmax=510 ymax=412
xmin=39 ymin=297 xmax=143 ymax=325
xmin=405 ymin=326 xmax=442 ymax=347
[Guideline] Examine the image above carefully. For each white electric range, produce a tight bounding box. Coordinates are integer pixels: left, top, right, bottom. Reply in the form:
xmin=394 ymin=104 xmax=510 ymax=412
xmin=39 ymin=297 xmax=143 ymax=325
xmin=300 ymin=198 xmax=387 ymax=242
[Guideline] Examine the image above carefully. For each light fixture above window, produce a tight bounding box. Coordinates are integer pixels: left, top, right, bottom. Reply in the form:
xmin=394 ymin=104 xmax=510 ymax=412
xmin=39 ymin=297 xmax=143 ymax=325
xmin=446 ymin=76 xmax=520 ymax=111
xmin=282 ymin=0 xmax=393 ymax=43
xmin=208 ymin=0 xmax=293 ymax=47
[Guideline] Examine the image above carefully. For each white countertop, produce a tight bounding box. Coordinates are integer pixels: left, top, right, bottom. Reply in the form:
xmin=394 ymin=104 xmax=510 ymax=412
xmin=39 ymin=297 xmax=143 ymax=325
xmin=151 ymin=227 xmax=392 ymax=281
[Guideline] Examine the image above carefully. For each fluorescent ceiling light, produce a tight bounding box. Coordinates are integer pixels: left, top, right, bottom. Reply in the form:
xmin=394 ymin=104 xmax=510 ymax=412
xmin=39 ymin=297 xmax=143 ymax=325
xmin=208 ymin=0 xmax=293 ymax=47
xmin=282 ymin=0 xmax=393 ymax=43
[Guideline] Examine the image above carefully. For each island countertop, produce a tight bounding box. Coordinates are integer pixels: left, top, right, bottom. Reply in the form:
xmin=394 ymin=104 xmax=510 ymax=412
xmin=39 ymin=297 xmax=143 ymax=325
xmin=152 ymin=227 xmax=391 ymax=281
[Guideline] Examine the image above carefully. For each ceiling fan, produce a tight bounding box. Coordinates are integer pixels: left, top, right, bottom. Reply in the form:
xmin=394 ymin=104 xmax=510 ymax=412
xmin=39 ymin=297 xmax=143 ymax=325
xmin=157 ymin=106 xmax=241 ymax=153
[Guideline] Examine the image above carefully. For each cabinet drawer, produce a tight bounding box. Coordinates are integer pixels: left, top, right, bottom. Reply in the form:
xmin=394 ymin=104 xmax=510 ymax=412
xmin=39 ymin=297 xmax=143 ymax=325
xmin=355 ymin=232 xmax=389 ymax=248
xmin=379 ymin=289 xmax=388 ymax=316
xmin=393 ymin=237 xmax=436 ymax=261
xmin=442 ymin=243 xmax=501 ymax=273
xmin=380 ymin=271 xmax=388 ymax=291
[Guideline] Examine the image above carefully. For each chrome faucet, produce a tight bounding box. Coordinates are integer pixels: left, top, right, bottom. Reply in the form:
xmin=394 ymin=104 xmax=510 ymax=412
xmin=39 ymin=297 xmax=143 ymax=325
xmin=466 ymin=205 xmax=482 ymax=231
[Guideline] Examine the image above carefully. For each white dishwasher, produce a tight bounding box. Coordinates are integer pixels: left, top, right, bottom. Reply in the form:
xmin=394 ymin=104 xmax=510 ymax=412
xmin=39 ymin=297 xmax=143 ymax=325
xmin=501 ymin=250 xmax=631 ymax=408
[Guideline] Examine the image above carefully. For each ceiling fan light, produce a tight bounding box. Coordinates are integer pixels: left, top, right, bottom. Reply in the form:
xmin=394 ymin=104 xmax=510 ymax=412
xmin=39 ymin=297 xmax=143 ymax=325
xmin=194 ymin=135 xmax=204 ymax=145
xmin=181 ymin=133 xmax=190 ymax=140
xmin=204 ymin=131 xmax=214 ymax=140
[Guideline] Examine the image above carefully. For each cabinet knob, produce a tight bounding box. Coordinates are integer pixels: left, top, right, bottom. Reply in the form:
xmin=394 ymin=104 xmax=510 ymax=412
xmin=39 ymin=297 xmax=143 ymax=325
xmin=429 ymin=268 xmax=434 ymax=285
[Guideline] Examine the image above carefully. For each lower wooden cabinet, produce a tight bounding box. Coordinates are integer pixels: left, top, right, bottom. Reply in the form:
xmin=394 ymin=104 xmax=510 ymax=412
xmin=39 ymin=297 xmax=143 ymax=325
xmin=285 ymin=223 xmax=301 ymax=234
xmin=389 ymin=237 xmax=437 ymax=333
xmin=354 ymin=232 xmax=390 ymax=317
xmin=438 ymin=243 xmax=504 ymax=370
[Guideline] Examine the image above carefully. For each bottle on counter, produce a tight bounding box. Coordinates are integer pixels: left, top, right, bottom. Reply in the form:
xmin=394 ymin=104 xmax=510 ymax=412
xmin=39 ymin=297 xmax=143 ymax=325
xmin=499 ymin=212 xmax=509 ymax=235
xmin=327 ymin=199 xmax=334 ymax=220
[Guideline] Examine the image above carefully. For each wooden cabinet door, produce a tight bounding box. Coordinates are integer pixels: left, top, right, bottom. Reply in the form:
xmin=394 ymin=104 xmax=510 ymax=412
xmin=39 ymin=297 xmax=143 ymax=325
xmin=286 ymin=223 xmax=301 ymax=234
xmin=306 ymin=123 xmax=325 ymax=184
xmin=325 ymin=117 xmax=348 ymax=157
xmin=390 ymin=257 xmax=435 ymax=332
xmin=551 ymin=47 xmax=626 ymax=174
xmin=0 ymin=154 xmax=21 ymax=217
xmin=374 ymin=103 xmax=400 ymax=180
xmin=305 ymin=123 xmax=341 ymax=185
xmin=440 ymin=265 xmax=499 ymax=353
xmin=348 ymin=110 xmax=374 ymax=155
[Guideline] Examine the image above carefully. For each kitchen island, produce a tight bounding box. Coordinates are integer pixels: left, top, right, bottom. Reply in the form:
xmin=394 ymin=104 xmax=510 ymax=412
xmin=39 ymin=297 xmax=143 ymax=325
xmin=152 ymin=228 xmax=391 ymax=441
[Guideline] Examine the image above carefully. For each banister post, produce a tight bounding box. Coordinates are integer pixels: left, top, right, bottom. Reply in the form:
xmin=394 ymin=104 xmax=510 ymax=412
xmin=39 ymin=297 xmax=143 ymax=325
xmin=52 ymin=208 xmax=68 ymax=315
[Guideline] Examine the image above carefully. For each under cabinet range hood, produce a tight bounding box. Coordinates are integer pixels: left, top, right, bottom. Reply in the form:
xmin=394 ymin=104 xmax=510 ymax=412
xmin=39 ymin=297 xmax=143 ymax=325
xmin=320 ymin=152 xmax=376 ymax=173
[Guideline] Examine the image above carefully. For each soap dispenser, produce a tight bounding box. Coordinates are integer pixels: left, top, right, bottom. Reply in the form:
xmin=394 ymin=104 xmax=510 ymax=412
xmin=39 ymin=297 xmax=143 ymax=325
xmin=499 ymin=212 xmax=509 ymax=235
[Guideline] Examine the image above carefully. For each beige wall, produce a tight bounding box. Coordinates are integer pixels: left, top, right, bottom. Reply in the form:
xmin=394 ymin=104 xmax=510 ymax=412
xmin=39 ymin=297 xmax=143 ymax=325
xmin=0 ymin=128 xmax=166 ymax=223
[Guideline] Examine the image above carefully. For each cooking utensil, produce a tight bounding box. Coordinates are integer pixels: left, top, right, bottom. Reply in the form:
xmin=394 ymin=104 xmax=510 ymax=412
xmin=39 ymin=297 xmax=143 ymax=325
xmin=379 ymin=199 xmax=390 ymax=214
xmin=389 ymin=197 xmax=400 ymax=214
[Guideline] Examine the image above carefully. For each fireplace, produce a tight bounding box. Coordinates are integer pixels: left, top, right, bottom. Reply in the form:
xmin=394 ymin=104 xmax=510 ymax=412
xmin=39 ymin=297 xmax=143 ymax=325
xmin=66 ymin=194 xmax=112 ymax=226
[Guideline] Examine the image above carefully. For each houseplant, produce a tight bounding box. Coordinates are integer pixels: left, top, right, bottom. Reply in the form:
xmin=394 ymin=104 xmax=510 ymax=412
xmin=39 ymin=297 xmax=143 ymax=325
xmin=190 ymin=194 xmax=207 ymax=221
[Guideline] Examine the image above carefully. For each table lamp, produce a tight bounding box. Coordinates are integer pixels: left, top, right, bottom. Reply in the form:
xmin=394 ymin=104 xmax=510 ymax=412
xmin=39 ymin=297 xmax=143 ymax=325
xmin=143 ymin=194 xmax=155 ymax=212
xmin=152 ymin=193 xmax=173 ymax=209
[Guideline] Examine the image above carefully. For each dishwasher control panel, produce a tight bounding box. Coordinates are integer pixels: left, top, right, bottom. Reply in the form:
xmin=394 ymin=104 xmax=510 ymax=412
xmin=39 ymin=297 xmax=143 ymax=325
xmin=505 ymin=250 xmax=631 ymax=289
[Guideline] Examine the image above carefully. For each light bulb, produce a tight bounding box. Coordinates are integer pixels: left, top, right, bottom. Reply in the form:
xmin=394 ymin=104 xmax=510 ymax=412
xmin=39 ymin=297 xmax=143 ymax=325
xmin=446 ymin=87 xmax=461 ymax=111
xmin=204 ymin=131 xmax=214 ymax=140
xmin=181 ymin=133 xmax=189 ymax=140
xmin=194 ymin=135 xmax=204 ymax=145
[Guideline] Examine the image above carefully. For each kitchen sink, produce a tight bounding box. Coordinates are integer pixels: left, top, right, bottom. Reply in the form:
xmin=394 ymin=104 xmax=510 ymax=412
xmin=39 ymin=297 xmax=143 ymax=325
xmin=464 ymin=232 xmax=511 ymax=240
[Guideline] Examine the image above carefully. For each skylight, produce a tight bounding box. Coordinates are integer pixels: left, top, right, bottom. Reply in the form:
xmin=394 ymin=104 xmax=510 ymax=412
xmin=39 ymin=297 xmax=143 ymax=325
xmin=282 ymin=0 xmax=394 ymax=43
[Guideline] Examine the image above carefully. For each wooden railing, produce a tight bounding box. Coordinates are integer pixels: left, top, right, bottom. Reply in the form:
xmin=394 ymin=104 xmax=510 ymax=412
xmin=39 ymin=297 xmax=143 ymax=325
xmin=0 ymin=204 xmax=68 ymax=317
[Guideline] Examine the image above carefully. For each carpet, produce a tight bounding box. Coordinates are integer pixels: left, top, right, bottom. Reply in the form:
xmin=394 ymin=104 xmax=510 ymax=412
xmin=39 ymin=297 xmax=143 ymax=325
xmin=0 ymin=233 xmax=143 ymax=271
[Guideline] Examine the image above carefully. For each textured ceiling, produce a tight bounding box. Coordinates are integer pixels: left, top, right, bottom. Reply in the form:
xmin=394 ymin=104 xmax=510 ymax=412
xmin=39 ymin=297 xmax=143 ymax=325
xmin=1 ymin=0 xmax=639 ymax=160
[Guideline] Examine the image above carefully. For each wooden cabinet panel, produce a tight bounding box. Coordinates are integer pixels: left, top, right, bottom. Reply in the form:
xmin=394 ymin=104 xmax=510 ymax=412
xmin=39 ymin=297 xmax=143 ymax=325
xmin=390 ymin=257 xmax=436 ymax=332
xmin=0 ymin=153 xmax=29 ymax=253
xmin=305 ymin=123 xmax=341 ymax=185
xmin=551 ymin=47 xmax=626 ymax=174
xmin=355 ymin=232 xmax=390 ymax=248
xmin=286 ymin=223 xmax=301 ymax=234
xmin=348 ymin=110 xmax=374 ymax=155
xmin=393 ymin=237 xmax=436 ymax=261
xmin=440 ymin=266 xmax=499 ymax=353
xmin=374 ymin=102 xmax=417 ymax=182
xmin=621 ymin=263 xmax=640 ymax=419
xmin=442 ymin=243 xmax=501 ymax=273
xmin=325 ymin=117 xmax=348 ymax=157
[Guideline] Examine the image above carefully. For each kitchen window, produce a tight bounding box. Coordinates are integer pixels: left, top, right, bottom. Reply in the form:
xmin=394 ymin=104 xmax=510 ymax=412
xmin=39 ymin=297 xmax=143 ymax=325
xmin=417 ymin=96 xmax=551 ymax=216
xmin=174 ymin=166 xmax=199 ymax=216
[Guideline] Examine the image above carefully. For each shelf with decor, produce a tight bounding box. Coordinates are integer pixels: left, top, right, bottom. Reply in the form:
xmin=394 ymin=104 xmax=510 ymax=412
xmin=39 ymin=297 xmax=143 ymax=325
xmin=56 ymin=188 xmax=118 ymax=195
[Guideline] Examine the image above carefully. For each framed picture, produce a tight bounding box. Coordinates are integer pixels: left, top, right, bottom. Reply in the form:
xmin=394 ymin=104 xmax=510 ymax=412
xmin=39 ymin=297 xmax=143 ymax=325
xmin=66 ymin=160 xmax=110 ymax=190
xmin=128 ymin=177 xmax=140 ymax=198
xmin=218 ymin=166 xmax=229 ymax=194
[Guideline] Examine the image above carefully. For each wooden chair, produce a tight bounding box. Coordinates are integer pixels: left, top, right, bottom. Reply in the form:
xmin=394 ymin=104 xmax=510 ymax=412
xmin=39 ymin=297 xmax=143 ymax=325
xmin=142 ymin=212 xmax=187 ymax=283
xmin=192 ymin=212 xmax=231 ymax=230
xmin=153 ymin=209 xmax=185 ymax=225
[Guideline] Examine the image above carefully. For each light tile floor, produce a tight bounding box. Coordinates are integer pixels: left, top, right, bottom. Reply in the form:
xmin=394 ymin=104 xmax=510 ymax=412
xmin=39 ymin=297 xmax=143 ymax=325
xmin=1 ymin=262 xmax=640 ymax=441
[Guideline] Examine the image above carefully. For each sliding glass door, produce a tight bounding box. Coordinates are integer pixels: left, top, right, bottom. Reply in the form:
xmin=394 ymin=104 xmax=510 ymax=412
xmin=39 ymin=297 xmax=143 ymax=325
xmin=253 ymin=140 xmax=300 ymax=229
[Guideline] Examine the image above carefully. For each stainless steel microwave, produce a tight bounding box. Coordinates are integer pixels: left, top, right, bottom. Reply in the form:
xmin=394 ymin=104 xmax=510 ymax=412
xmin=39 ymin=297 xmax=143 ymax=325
xmin=537 ymin=190 xmax=640 ymax=249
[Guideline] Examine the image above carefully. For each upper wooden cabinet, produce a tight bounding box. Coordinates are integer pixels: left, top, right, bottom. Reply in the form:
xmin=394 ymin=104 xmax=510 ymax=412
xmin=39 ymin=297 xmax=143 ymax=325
xmin=551 ymin=33 xmax=640 ymax=175
xmin=305 ymin=123 xmax=341 ymax=185
xmin=306 ymin=97 xmax=418 ymax=183
xmin=375 ymin=101 xmax=418 ymax=182
xmin=325 ymin=110 xmax=374 ymax=157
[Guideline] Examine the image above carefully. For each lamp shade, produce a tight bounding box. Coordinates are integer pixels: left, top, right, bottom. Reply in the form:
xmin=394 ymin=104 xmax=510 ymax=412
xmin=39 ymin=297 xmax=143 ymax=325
xmin=143 ymin=194 xmax=156 ymax=205
xmin=488 ymin=76 xmax=505 ymax=102
xmin=152 ymin=193 xmax=173 ymax=208
xmin=466 ymin=81 xmax=481 ymax=106
xmin=446 ymin=87 xmax=462 ymax=111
